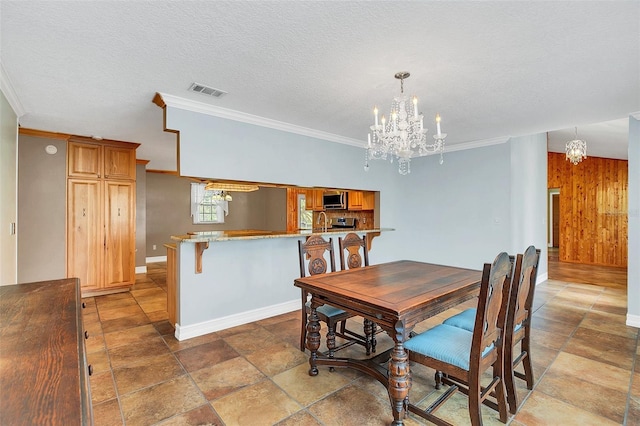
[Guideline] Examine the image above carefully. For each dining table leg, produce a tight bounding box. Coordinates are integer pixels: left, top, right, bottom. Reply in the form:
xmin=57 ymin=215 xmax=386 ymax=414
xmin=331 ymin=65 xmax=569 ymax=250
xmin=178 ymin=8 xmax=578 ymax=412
xmin=306 ymin=304 xmax=322 ymax=376
xmin=388 ymin=319 xmax=411 ymax=426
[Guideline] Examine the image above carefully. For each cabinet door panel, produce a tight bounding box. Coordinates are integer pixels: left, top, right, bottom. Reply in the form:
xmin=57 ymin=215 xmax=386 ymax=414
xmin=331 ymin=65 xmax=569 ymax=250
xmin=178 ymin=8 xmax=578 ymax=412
xmin=104 ymin=181 xmax=135 ymax=287
xmin=104 ymin=146 xmax=136 ymax=180
xmin=67 ymin=180 xmax=102 ymax=288
xmin=68 ymin=142 xmax=101 ymax=178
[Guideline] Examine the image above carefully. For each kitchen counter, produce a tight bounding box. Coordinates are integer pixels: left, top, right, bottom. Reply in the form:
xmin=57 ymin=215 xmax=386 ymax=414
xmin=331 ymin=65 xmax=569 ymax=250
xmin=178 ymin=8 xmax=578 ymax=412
xmin=167 ymin=227 xmax=393 ymax=340
xmin=172 ymin=227 xmax=391 ymax=243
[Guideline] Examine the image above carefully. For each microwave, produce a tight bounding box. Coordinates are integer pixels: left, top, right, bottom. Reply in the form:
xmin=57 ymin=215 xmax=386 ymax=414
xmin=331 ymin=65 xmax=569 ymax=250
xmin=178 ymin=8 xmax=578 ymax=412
xmin=323 ymin=191 xmax=348 ymax=210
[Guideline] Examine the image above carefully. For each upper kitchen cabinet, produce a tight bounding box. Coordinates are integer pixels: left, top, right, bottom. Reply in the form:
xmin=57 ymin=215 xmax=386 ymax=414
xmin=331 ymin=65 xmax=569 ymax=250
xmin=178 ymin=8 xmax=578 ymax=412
xmin=348 ymin=191 xmax=375 ymax=210
xmin=66 ymin=136 xmax=139 ymax=297
xmin=68 ymin=139 xmax=136 ymax=180
xmin=305 ymin=189 xmax=324 ymax=211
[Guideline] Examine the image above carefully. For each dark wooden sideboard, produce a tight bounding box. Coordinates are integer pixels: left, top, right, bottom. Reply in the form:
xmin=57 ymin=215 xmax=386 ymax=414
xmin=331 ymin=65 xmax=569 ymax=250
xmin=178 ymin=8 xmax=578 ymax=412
xmin=0 ymin=278 xmax=93 ymax=425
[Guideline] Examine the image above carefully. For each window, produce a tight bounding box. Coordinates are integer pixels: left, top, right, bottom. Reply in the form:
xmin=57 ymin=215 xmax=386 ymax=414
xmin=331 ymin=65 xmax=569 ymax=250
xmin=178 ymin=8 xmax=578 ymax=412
xmin=191 ymin=183 xmax=228 ymax=224
xmin=298 ymin=194 xmax=312 ymax=230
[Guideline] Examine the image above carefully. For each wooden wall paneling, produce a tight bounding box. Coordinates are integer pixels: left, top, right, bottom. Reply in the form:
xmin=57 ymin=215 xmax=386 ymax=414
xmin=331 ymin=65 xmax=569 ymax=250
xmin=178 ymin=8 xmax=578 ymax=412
xmin=547 ymin=153 xmax=628 ymax=267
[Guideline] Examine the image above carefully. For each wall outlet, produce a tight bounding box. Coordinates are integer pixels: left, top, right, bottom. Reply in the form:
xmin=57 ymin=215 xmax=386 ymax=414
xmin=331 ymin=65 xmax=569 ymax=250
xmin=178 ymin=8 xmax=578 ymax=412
xmin=152 ymin=244 xmax=157 ymax=250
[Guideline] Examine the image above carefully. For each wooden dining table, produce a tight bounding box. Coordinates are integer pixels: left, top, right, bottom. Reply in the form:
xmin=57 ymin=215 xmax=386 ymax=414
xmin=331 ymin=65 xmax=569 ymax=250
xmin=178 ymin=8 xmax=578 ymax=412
xmin=294 ymin=260 xmax=482 ymax=426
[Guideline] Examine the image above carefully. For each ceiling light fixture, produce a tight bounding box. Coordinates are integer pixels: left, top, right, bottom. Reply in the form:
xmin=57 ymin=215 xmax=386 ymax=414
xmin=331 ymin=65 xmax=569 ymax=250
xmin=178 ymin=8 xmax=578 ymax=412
xmin=205 ymin=182 xmax=259 ymax=192
xmin=365 ymin=72 xmax=446 ymax=175
xmin=565 ymin=127 xmax=587 ymax=165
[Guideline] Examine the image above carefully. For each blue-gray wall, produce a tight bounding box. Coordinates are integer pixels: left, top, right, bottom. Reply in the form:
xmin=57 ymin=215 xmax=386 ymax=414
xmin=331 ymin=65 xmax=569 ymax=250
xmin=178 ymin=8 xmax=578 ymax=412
xmin=166 ymin=106 xmax=546 ymax=273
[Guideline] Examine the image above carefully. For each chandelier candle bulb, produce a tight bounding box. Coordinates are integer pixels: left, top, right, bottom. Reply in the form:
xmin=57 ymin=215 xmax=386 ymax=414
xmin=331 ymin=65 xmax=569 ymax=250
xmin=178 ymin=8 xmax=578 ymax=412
xmin=436 ymin=114 xmax=442 ymax=137
xmin=374 ymin=106 xmax=379 ymax=127
xmin=413 ymin=96 xmax=418 ymax=118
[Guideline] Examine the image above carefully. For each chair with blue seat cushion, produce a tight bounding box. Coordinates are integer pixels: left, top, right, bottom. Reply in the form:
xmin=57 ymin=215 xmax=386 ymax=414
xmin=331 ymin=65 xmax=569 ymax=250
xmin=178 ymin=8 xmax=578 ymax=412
xmin=404 ymin=252 xmax=514 ymax=426
xmin=298 ymin=235 xmax=369 ymax=358
xmin=441 ymin=246 xmax=540 ymax=414
xmin=338 ymin=232 xmax=377 ymax=355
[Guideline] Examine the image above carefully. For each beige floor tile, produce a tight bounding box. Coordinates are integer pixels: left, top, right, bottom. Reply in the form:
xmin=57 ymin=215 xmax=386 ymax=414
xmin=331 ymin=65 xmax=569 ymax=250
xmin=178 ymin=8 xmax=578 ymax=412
xmin=308 ymin=383 xmax=400 ymax=426
xmin=87 ymin=349 xmax=111 ymax=375
xmin=274 ymin=410 xmax=322 ymax=426
xmin=547 ymin=351 xmax=631 ymax=393
xmin=191 ymin=356 xmax=265 ymax=400
xmin=90 ymin=371 xmax=117 ymax=404
xmin=514 ymin=390 xmax=620 ymax=425
xmin=159 ymin=404 xmax=224 ymax=426
xmin=212 ymin=379 xmax=301 ymax=425
xmin=162 ymin=330 xmax=220 ymax=352
xmin=103 ymin=324 xmax=159 ymax=349
xmin=223 ymin=327 xmax=281 ymax=355
xmin=145 ymin=310 xmax=168 ymax=322
xmin=245 ymin=341 xmax=308 ymax=377
xmin=98 ymin=304 xmax=146 ymax=322
xmin=113 ymin=352 xmax=185 ymax=395
xmin=120 ymin=375 xmax=206 ymax=426
xmin=100 ymin=312 xmax=151 ymax=333
xmin=535 ymin=364 xmax=628 ymax=423
xmin=108 ymin=336 xmax=171 ymax=369
xmin=175 ymin=339 xmax=240 ymax=372
xmin=272 ymin=363 xmax=352 ymax=406
xmin=85 ymin=332 xmax=106 ymax=353
xmin=92 ymin=398 xmax=124 ymax=426
xmin=579 ymin=310 xmax=638 ymax=339
xmin=563 ymin=326 xmax=635 ymax=369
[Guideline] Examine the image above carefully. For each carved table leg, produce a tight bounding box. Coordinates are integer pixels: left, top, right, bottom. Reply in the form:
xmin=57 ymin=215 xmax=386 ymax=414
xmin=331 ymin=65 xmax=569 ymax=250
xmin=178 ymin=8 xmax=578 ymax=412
xmin=364 ymin=319 xmax=374 ymax=355
xmin=306 ymin=305 xmax=321 ymax=376
xmin=388 ymin=320 xmax=411 ymax=426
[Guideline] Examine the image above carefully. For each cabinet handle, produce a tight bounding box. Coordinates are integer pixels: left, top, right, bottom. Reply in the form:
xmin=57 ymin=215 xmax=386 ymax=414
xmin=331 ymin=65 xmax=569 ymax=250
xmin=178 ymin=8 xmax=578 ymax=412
xmin=82 ymin=208 xmax=86 ymax=217
xmin=84 ymin=330 xmax=89 ymax=339
xmin=88 ymin=365 xmax=93 ymax=376
xmin=82 ymin=302 xmax=86 ymax=309
xmin=118 ymin=208 xmax=121 ymax=217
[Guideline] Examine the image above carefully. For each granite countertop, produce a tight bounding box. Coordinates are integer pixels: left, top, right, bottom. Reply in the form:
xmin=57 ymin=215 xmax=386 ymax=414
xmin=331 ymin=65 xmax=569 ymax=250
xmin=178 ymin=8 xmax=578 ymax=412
xmin=171 ymin=228 xmax=392 ymax=243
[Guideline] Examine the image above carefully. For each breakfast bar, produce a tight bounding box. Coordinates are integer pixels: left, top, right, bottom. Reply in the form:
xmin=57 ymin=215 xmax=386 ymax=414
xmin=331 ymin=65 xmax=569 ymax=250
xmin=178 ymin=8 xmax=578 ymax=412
xmin=169 ymin=228 xmax=391 ymax=340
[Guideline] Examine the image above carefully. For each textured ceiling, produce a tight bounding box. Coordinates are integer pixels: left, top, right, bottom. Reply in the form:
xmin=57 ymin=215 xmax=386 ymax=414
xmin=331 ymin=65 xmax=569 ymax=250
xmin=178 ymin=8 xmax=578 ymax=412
xmin=2 ymin=1 xmax=638 ymax=170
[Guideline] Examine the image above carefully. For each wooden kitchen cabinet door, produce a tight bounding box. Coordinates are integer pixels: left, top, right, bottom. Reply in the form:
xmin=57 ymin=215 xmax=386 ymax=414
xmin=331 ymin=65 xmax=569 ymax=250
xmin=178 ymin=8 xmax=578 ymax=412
xmin=103 ymin=181 xmax=136 ymax=288
xmin=67 ymin=179 xmax=103 ymax=290
xmin=67 ymin=141 xmax=101 ymax=178
xmin=362 ymin=191 xmax=375 ymax=210
xmin=348 ymin=191 xmax=363 ymax=210
xmin=104 ymin=146 xmax=136 ymax=180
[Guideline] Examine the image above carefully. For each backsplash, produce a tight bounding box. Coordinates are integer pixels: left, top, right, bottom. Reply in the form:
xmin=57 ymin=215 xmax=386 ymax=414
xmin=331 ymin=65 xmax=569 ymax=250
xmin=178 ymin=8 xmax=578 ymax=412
xmin=312 ymin=210 xmax=375 ymax=230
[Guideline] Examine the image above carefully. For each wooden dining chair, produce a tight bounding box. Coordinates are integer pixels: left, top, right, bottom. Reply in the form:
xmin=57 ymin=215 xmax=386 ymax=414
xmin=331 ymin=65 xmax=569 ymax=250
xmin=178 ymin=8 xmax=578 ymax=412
xmin=404 ymin=252 xmax=513 ymax=426
xmin=298 ymin=235 xmax=363 ymax=358
xmin=442 ymin=246 xmax=540 ymax=414
xmin=338 ymin=233 xmax=377 ymax=355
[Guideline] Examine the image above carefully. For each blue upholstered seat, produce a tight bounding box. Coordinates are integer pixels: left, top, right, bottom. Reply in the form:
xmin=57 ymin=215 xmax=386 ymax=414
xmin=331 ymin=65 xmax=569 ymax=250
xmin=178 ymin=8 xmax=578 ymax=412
xmin=442 ymin=308 xmax=476 ymax=331
xmin=444 ymin=307 xmax=523 ymax=333
xmin=306 ymin=301 xmax=346 ymax=318
xmin=404 ymin=324 xmax=493 ymax=371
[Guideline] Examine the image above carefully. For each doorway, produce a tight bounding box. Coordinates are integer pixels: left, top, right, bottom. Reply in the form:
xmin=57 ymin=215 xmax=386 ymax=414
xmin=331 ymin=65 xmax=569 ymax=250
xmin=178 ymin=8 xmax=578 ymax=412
xmin=548 ymin=188 xmax=560 ymax=249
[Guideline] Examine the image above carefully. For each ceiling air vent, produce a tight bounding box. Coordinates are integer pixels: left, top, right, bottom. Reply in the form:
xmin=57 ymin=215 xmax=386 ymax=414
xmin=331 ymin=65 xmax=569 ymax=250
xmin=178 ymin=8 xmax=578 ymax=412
xmin=189 ymin=82 xmax=227 ymax=98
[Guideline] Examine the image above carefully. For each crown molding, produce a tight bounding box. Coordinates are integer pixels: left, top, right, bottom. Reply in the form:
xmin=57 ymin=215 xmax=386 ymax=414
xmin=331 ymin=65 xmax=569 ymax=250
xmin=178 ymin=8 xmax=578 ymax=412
xmin=444 ymin=136 xmax=511 ymax=153
xmin=0 ymin=63 xmax=25 ymax=117
xmin=630 ymin=111 xmax=640 ymax=120
xmin=156 ymin=92 xmax=364 ymax=148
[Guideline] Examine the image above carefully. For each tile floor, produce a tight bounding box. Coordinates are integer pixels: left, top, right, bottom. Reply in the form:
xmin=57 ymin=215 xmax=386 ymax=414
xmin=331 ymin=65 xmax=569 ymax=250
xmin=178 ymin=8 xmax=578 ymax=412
xmin=85 ymin=262 xmax=640 ymax=426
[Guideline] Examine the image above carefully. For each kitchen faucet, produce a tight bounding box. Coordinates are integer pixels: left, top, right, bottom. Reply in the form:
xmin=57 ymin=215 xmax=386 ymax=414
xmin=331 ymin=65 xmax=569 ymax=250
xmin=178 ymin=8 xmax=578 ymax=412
xmin=317 ymin=211 xmax=328 ymax=232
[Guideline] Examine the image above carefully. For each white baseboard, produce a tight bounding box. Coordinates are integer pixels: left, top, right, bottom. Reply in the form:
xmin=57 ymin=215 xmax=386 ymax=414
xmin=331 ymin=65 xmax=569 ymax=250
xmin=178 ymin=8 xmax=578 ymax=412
xmin=175 ymin=299 xmax=300 ymax=341
xmin=135 ymin=266 xmax=147 ymax=274
xmin=146 ymin=256 xmax=167 ymax=263
xmin=626 ymin=314 xmax=640 ymax=328
xmin=536 ymin=272 xmax=548 ymax=284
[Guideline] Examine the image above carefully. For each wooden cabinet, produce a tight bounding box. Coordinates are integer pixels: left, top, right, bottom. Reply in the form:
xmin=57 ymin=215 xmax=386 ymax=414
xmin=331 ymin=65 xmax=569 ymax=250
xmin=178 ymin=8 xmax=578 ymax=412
xmin=305 ymin=189 xmax=324 ymax=211
xmin=66 ymin=137 xmax=139 ymax=297
xmin=348 ymin=191 xmax=363 ymax=210
xmin=362 ymin=191 xmax=375 ymax=210
xmin=348 ymin=191 xmax=375 ymax=210
xmin=0 ymin=279 xmax=93 ymax=424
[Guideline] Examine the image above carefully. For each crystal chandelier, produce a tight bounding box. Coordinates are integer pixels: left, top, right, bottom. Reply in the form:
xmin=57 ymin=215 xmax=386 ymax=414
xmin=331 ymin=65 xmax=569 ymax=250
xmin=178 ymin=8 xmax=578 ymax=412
xmin=365 ymin=72 xmax=447 ymax=175
xmin=565 ymin=127 xmax=587 ymax=165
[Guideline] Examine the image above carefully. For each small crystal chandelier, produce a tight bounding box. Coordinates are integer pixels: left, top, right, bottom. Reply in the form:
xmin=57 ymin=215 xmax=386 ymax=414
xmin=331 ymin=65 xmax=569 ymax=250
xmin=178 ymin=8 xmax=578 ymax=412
xmin=565 ymin=127 xmax=587 ymax=165
xmin=365 ymin=71 xmax=446 ymax=175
